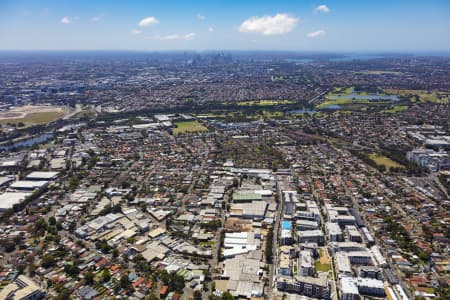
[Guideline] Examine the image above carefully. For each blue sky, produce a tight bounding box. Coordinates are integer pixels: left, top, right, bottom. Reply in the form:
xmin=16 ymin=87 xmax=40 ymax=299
xmin=0 ymin=0 xmax=449 ymax=51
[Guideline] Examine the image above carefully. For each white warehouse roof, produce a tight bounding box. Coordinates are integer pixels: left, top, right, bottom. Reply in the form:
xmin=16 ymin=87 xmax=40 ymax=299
xmin=25 ymin=171 xmax=59 ymax=180
xmin=0 ymin=192 xmax=31 ymax=211
xmin=10 ymin=180 xmax=48 ymax=190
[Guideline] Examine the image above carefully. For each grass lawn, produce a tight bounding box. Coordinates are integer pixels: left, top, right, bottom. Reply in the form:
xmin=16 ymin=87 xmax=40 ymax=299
xmin=320 ymin=87 xmax=380 ymax=109
xmin=199 ymin=241 xmax=215 ymax=248
xmin=314 ymin=260 xmax=331 ymax=272
xmin=315 ymin=249 xmax=331 ymax=272
xmin=421 ymin=287 xmax=435 ymax=294
xmin=327 ymin=86 xmax=399 ymax=100
xmin=94 ymin=273 xmax=103 ymax=283
xmin=316 ymin=98 xmax=369 ymax=109
xmin=384 ymin=89 xmax=449 ymax=104
xmin=317 ymin=99 xmax=351 ymax=108
xmin=173 ymin=120 xmax=208 ymax=135
xmin=0 ymin=111 xmax=64 ymax=125
xmin=344 ymin=86 xmax=354 ymax=94
xmin=39 ymin=141 xmax=55 ymax=150
xmin=261 ymin=110 xmax=285 ymax=118
xmin=25 ymin=111 xmax=64 ymax=123
xmin=368 ymin=153 xmax=404 ymax=170
xmin=383 ymin=105 xmax=408 ymax=113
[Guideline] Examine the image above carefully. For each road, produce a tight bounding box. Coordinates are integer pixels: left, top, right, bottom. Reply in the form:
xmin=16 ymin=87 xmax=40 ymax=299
xmin=307 ymin=89 xmax=330 ymax=105
xmin=179 ymin=142 xmax=210 ymax=216
xmin=62 ymin=104 xmax=84 ymax=120
xmin=307 ymin=168 xmax=338 ymax=300
xmin=432 ymin=174 xmax=449 ymax=199
xmin=201 ymin=190 xmax=230 ymax=300
xmin=267 ymin=174 xmax=285 ymax=299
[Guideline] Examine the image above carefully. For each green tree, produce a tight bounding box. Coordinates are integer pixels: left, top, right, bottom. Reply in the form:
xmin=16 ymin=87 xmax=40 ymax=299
xmin=145 ymin=293 xmax=158 ymax=300
xmin=84 ymin=270 xmax=95 ymax=285
xmin=160 ymin=270 xmax=170 ymax=285
xmin=41 ymin=254 xmax=56 ymax=268
xmin=101 ymin=269 xmax=111 ymax=283
xmin=222 ymin=291 xmax=234 ymax=300
xmin=4 ymin=241 xmax=15 ymax=252
xmin=169 ymin=273 xmax=185 ymax=292
xmin=193 ymin=290 xmax=202 ymax=300
xmin=120 ymin=274 xmax=131 ymax=289
xmin=64 ymin=264 xmax=80 ymax=276
xmin=48 ymin=216 xmax=57 ymax=226
xmin=95 ymin=240 xmax=112 ymax=254
xmin=56 ymin=222 xmax=63 ymax=231
xmin=54 ymin=289 xmax=72 ymax=300
xmin=17 ymin=264 xmax=26 ymax=274
xmin=112 ymin=248 xmax=119 ymax=258
xmin=35 ymin=218 xmax=48 ymax=236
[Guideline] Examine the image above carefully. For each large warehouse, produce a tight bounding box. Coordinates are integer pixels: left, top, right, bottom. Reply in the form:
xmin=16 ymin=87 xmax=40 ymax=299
xmin=0 ymin=192 xmax=31 ymax=211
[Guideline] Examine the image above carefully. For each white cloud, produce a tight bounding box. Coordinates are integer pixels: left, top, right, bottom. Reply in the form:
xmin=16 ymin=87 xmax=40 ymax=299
xmin=131 ymin=29 xmax=142 ymax=35
xmin=208 ymin=27 xmax=214 ymax=32
xmin=152 ymin=32 xmax=196 ymax=41
xmin=197 ymin=14 xmax=206 ymax=21
xmin=184 ymin=32 xmax=196 ymax=40
xmin=91 ymin=14 xmax=104 ymax=22
xmin=315 ymin=5 xmax=330 ymax=13
xmin=60 ymin=16 xmax=71 ymax=24
xmin=307 ymin=29 xmax=326 ymax=38
xmin=159 ymin=34 xmax=179 ymax=40
xmin=138 ymin=16 xmax=159 ymax=27
xmin=239 ymin=13 xmax=298 ymax=35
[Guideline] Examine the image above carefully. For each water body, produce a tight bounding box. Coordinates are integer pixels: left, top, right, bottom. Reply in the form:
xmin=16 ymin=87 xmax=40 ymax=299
xmin=0 ymin=132 xmax=53 ymax=151
xmin=322 ymin=104 xmax=342 ymax=110
xmin=330 ymin=54 xmax=386 ymax=61
xmin=287 ymin=109 xmax=317 ymax=114
xmin=328 ymin=92 xmax=399 ymax=101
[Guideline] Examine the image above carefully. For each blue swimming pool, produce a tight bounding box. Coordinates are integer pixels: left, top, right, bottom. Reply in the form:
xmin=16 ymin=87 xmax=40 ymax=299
xmin=282 ymin=221 xmax=292 ymax=230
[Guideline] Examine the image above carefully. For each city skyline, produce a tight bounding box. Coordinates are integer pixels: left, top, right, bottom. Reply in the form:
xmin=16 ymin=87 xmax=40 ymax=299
xmin=1 ymin=0 xmax=449 ymax=51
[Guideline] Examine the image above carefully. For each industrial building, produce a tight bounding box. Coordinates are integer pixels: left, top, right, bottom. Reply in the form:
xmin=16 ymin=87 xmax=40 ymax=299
xmin=0 ymin=275 xmax=45 ymax=300
xmin=297 ymin=230 xmax=324 ymax=246
xmin=0 ymin=192 xmax=31 ymax=211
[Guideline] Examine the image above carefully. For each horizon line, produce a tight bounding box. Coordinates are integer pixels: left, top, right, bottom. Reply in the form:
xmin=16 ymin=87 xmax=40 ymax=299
xmin=0 ymin=49 xmax=450 ymax=54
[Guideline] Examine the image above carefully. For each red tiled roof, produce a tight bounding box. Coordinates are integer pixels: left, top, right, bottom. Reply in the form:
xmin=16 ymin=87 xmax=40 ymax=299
xmin=160 ymin=285 xmax=168 ymax=295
